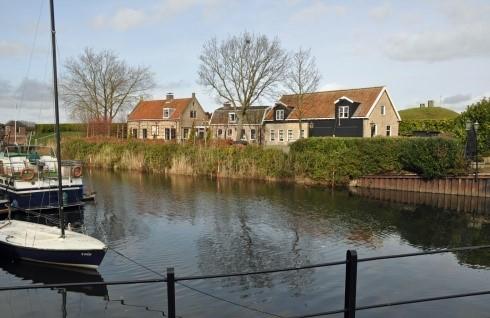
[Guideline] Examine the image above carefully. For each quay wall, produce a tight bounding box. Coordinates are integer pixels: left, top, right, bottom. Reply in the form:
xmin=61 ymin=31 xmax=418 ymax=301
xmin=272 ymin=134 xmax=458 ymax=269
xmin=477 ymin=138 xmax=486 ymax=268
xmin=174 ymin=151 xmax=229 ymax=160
xmin=351 ymin=175 xmax=490 ymax=198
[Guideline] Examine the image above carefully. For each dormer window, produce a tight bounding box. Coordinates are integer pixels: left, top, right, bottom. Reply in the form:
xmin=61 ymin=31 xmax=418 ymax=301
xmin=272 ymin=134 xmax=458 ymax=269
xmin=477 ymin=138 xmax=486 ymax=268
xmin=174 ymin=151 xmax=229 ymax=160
xmin=229 ymin=112 xmax=237 ymax=123
xmin=276 ymin=109 xmax=284 ymax=120
xmin=163 ymin=108 xmax=174 ymax=119
xmin=339 ymin=106 xmax=349 ymax=118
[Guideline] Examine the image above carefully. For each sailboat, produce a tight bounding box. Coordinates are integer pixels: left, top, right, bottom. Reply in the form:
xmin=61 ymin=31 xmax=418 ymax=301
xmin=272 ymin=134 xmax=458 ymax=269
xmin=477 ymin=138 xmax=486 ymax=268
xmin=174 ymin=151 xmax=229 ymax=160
xmin=0 ymin=0 xmax=107 ymax=269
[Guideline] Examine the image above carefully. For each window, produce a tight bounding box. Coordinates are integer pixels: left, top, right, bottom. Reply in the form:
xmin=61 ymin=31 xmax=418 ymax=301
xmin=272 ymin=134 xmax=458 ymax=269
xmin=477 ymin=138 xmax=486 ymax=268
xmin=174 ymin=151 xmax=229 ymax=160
xmin=339 ymin=106 xmax=349 ymax=118
xmin=227 ymin=129 xmax=232 ymax=136
xmin=163 ymin=108 xmax=173 ymax=119
xmin=183 ymin=128 xmax=189 ymax=139
xmin=287 ymin=129 xmax=293 ymax=141
xmin=131 ymin=128 xmax=137 ymax=138
xmin=300 ymin=129 xmax=305 ymax=138
xmin=270 ymin=129 xmax=275 ymax=141
xmin=229 ymin=112 xmax=237 ymax=123
xmin=151 ymin=125 xmax=159 ymax=137
xmin=142 ymin=128 xmax=147 ymax=139
xmin=386 ymin=125 xmax=391 ymax=136
xmin=250 ymin=129 xmax=256 ymax=140
xmin=217 ymin=129 xmax=223 ymax=136
xmin=190 ymin=110 xmax=197 ymax=118
xmin=276 ymin=109 xmax=284 ymax=120
xmin=240 ymin=129 xmax=246 ymax=140
xmin=279 ymin=129 xmax=284 ymax=142
xmin=381 ymin=105 xmax=386 ymax=115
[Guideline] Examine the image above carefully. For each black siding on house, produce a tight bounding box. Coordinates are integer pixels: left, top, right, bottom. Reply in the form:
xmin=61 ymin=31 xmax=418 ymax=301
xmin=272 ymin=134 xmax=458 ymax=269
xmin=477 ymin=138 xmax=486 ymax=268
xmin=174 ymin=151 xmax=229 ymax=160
xmin=309 ymin=118 xmax=364 ymax=137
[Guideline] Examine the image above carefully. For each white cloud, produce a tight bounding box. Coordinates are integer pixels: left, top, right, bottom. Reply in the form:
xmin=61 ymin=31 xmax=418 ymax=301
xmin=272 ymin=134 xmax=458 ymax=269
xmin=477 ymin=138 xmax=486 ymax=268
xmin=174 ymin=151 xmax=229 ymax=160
xmin=384 ymin=23 xmax=490 ymax=62
xmin=0 ymin=41 xmax=29 ymax=57
xmin=369 ymin=3 xmax=391 ymax=20
xmin=443 ymin=94 xmax=472 ymax=105
xmin=383 ymin=1 xmax=490 ymax=62
xmin=90 ymin=0 xmax=227 ymax=31
xmin=290 ymin=1 xmax=347 ymax=23
xmin=91 ymin=8 xmax=146 ymax=31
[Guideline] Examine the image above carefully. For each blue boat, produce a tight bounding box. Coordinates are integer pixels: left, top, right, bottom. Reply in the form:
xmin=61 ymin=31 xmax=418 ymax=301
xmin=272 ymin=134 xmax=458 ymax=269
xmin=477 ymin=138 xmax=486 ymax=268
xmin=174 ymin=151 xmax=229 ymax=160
xmin=0 ymin=145 xmax=84 ymax=211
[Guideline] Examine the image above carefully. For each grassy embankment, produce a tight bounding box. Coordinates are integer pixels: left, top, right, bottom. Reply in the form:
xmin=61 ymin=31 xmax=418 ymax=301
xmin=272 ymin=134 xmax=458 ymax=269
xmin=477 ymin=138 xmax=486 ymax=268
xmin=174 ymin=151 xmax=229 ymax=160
xmin=63 ymin=137 xmax=467 ymax=186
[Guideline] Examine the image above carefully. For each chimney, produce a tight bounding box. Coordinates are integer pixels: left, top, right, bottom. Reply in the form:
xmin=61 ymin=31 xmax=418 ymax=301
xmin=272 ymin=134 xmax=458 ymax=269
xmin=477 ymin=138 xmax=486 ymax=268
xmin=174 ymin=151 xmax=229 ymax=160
xmin=192 ymin=92 xmax=196 ymax=99
xmin=166 ymin=92 xmax=174 ymax=100
xmin=427 ymin=100 xmax=434 ymax=107
xmin=139 ymin=95 xmax=144 ymax=102
xmin=223 ymin=101 xmax=231 ymax=108
xmin=420 ymin=103 xmax=425 ymax=108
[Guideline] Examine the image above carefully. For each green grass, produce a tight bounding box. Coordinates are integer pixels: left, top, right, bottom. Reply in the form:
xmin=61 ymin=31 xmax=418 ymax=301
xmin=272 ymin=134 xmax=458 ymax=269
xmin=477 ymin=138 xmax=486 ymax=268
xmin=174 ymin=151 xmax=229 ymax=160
xmin=33 ymin=131 xmax=84 ymax=145
xmin=399 ymin=107 xmax=459 ymax=121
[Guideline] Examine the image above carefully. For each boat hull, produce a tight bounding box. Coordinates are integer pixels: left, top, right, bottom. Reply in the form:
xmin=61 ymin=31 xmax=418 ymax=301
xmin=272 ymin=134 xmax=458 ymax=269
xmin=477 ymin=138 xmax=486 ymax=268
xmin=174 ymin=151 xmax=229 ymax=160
xmin=0 ymin=185 xmax=83 ymax=211
xmin=0 ymin=241 xmax=106 ymax=269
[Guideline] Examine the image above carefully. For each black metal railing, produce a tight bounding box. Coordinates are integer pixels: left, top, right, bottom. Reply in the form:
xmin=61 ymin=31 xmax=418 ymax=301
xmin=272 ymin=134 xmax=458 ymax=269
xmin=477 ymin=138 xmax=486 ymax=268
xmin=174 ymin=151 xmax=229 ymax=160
xmin=1 ymin=245 xmax=490 ymax=318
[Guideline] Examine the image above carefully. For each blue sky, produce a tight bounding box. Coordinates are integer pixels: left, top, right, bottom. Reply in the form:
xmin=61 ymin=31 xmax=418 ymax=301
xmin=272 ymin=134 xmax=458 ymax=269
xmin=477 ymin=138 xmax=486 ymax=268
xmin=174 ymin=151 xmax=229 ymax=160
xmin=1 ymin=0 xmax=489 ymax=123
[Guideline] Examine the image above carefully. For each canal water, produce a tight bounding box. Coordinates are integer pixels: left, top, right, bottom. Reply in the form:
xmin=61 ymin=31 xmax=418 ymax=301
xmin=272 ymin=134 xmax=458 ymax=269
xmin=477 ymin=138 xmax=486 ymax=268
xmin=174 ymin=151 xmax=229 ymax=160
xmin=1 ymin=170 xmax=490 ymax=317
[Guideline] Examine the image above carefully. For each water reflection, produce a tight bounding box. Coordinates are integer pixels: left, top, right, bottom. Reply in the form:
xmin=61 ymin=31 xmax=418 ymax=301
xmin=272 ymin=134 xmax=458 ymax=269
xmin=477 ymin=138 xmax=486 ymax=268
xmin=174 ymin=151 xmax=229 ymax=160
xmin=0 ymin=261 xmax=108 ymax=298
xmin=2 ymin=170 xmax=490 ymax=317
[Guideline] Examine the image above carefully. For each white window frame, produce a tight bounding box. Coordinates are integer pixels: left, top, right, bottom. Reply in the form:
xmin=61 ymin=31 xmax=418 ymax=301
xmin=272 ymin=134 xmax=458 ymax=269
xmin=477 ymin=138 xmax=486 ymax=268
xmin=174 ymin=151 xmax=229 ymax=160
xmin=300 ymin=129 xmax=305 ymax=138
xmin=163 ymin=108 xmax=173 ymax=119
xmin=240 ymin=129 xmax=246 ymax=140
xmin=276 ymin=109 xmax=285 ymax=120
xmin=183 ymin=128 xmax=189 ymax=139
xmin=338 ymin=106 xmax=349 ymax=118
xmin=386 ymin=125 xmax=391 ymax=136
xmin=190 ymin=110 xmax=197 ymax=118
xmin=250 ymin=129 xmax=256 ymax=140
xmin=228 ymin=112 xmax=237 ymax=123
xmin=287 ymin=129 xmax=293 ymax=141
xmin=381 ymin=105 xmax=386 ymax=116
xmin=270 ymin=129 xmax=275 ymax=141
xmin=279 ymin=129 xmax=284 ymax=142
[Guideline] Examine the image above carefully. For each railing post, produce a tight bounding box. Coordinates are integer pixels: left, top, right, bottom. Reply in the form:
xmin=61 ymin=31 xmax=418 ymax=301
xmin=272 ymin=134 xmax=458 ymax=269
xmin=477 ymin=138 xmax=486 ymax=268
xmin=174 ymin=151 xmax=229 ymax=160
xmin=344 ymin=250 xmax=358 ymax=318
xmin=167 ymin=267 xmax=176 ymax=318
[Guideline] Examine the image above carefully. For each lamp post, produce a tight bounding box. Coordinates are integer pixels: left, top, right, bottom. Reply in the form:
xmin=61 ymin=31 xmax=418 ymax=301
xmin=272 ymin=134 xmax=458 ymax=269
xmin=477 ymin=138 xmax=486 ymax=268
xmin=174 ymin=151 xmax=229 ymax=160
xmin=466 ymin=120 xmax=480 ymax=181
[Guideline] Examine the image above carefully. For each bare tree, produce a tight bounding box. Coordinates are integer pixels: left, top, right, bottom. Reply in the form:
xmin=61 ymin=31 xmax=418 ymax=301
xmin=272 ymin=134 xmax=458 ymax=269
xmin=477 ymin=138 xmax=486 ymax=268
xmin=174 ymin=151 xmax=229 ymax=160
xmin=61 ymin=48 xmax=155 ymax=136
xmin=198 ymin=32 xmax=289 ymax=141
xmin=284 ymin=48 xmax=321 ymax=138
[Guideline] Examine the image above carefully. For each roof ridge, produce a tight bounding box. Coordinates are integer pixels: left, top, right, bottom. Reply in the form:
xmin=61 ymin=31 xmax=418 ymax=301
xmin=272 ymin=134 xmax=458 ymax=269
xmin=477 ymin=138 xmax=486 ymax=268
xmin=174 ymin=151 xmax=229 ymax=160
xmin=281 ymin=86 xmax=385 ymax=97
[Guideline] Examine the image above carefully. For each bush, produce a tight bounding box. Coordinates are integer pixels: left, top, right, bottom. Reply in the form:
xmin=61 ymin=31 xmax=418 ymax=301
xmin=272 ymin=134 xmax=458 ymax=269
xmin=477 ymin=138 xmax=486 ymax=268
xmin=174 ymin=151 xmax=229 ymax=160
xmin=63 ymin=136 xmax=467 ymax=185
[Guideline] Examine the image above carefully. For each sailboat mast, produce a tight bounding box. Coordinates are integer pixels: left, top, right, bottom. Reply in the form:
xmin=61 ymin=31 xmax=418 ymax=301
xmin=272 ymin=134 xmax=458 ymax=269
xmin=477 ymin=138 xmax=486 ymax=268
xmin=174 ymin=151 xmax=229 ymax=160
xmin=49 ymin=0 xmax=65 ymax=237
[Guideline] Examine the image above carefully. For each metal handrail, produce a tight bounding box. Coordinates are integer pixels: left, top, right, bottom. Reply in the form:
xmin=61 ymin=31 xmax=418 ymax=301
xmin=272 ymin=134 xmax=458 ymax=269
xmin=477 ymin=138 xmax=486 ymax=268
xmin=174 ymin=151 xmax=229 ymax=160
xmin=0 ymin=244 xmax=489 ymax=318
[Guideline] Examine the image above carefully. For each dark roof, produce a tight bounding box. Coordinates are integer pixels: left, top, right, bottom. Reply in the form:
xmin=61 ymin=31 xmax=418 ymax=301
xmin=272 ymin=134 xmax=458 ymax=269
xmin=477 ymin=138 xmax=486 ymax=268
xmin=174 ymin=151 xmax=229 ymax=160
xmin=210 ymin=106 xmax=268 ymax=125
xmin=128 ymin=97 xmax=192 ymax=121
xmin=265 ymin=86 xmax=385 ymax=120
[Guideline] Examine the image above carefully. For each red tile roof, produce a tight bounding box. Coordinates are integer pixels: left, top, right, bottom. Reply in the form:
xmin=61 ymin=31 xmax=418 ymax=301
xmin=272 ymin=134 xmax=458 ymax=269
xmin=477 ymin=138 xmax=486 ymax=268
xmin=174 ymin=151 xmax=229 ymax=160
xmin=128 ymin=98 xmax=192 ymax=121
xmin=265 ymin=86 xmax=385 ymax=120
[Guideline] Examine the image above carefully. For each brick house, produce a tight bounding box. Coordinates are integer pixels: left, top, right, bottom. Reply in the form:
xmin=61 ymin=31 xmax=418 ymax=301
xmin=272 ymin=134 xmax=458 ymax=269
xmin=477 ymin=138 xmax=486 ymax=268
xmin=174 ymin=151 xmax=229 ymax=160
xmin=263 ymin=86 xmax=401 ymax=145
xmin=3 ymin=121 xmax=36 ymax=145
xmin=127 ymin=93 xmax=209 ymax=141
xmin=209 ymin=103 xmax=268 ymax=144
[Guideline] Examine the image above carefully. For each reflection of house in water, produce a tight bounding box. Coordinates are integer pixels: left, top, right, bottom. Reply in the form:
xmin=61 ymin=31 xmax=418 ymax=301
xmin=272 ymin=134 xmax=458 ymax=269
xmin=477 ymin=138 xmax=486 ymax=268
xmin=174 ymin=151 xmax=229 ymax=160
xmin=350 ymin=187 xmax=490 ymax=214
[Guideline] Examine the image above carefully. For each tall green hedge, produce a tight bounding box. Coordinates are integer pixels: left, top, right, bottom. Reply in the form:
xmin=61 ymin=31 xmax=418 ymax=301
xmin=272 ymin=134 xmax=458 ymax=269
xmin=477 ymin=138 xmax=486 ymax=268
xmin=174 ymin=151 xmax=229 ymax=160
xmin=290 ymin=137 xmax=466 ymax=181
xmin=399 ymin=119 xmax=456 ymax=136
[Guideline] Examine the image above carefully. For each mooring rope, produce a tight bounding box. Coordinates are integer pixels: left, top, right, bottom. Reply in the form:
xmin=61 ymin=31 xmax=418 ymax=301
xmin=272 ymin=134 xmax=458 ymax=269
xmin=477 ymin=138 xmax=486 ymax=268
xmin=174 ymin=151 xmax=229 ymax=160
xmin=176 ymin=281 xmax=285 ymax=318
xmin=107 ymin=246 xmax=285 ymax=318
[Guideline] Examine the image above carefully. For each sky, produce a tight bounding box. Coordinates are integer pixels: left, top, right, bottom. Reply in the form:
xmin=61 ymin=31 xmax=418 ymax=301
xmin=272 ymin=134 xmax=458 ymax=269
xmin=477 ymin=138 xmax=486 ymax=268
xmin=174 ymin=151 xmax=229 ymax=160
xmin=0 ymin=0 xmax=489 ymax=123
